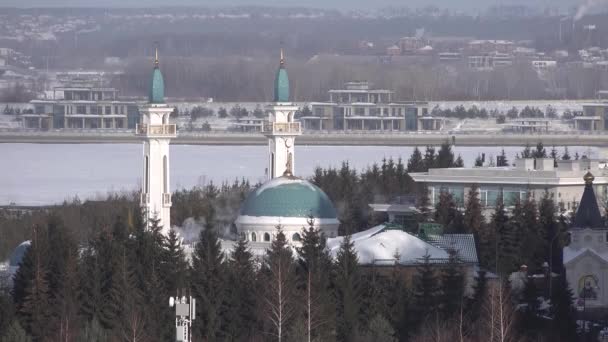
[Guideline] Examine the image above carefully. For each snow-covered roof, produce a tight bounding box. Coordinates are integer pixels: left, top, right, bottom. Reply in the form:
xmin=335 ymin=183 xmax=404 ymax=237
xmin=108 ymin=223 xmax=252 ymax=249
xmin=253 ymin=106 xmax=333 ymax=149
xmin=327 ymin=225 xmax=450 ymax=265
xmin=563 ymin=246 xmax=608 ymax=265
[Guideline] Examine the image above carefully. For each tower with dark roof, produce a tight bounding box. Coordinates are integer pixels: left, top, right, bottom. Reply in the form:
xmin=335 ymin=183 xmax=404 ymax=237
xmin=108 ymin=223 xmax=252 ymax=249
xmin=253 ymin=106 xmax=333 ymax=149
xmin=572 ymin=172 xmax=604 ymax=229
xmin=136 ymin=46 xmax=176 ymax=234
xmin=563 ymin=171 xmax=608 ymax=308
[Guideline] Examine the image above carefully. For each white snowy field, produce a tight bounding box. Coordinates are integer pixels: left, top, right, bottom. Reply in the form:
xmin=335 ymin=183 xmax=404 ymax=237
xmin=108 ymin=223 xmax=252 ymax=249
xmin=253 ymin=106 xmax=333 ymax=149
xmin=0 ymin=143 xmax=598 ymax=206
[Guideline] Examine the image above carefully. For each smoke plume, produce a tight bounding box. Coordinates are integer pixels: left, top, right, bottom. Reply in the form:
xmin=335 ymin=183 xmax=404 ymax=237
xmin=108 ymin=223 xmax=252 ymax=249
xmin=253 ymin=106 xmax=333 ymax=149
xmin=575 ymin=0 xmax=608 ymax=21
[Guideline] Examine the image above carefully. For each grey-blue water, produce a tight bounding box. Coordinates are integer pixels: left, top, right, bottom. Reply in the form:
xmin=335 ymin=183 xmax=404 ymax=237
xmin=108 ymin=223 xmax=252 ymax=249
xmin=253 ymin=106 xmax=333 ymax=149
xmin=1 ymin=144 xmax=596 ymax=205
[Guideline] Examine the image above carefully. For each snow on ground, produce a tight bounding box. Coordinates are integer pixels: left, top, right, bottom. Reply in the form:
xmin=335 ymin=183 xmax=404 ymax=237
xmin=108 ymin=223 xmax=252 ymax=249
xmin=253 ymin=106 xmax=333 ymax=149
xmin=429 ymin=100 xmax=590 ymax=116
xmin=0 ymin=144 xmax=598 ymax=206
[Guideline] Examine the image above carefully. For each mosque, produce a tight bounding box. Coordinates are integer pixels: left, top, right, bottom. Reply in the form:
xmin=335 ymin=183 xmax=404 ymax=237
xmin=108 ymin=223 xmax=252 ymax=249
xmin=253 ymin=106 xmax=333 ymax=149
xmin=138 ymin=47 xmax=339 ymax=248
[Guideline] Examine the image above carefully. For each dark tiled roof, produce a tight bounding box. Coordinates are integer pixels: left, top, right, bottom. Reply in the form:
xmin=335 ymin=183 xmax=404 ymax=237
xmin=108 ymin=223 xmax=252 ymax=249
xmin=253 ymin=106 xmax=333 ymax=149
xmin=427 ymin=234 xmax=479 ymax=264
xmin=573 ymin=175 xmax=604 ymax=229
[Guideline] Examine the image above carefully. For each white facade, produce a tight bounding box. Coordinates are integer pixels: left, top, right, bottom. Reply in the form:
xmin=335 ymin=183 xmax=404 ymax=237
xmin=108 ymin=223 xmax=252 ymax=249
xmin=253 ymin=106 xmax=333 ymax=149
xmin=263 ymin=103 xmax=301 ymax=179
xmin=138 ymin=103 xmax=176 ymax=234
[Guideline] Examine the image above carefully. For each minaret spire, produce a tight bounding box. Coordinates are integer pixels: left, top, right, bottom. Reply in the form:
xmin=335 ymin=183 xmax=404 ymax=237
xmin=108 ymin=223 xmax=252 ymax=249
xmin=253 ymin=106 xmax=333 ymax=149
xmin=280 ymin=47 xmax=285 ymax=67
xmin=154 ymin=44 xmax=159 ymax=67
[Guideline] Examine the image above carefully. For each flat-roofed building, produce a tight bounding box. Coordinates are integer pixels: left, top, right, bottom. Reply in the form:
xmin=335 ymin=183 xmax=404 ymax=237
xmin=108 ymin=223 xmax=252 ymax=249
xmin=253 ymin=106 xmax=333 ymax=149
xmin=574 ymin=102 xmax=608 ymax=131
xmin=503 ymin=118 xmax=552 ymax=133
xmin=303 ymin=81 xmax=441 ymax=132
xmin=410 ymin=158 xmax=608 ymax=213
xmin=23 ymin=86 xmax=139 ymax=130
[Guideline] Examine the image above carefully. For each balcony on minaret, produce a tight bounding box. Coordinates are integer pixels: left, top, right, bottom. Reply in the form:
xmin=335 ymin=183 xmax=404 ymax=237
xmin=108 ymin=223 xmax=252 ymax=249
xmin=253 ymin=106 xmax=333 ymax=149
xmin=135 ymin=123 xmax=177 ymax=138
xmin=262 ymin=121 xmax=302 ymax=135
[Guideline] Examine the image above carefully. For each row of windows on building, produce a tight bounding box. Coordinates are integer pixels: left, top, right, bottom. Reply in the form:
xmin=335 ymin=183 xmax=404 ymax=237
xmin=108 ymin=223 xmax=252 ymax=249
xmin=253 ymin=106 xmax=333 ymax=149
xmin=35 ymin=104 xmax=129 ymax=115
xmin=429 ymin=184 xmax=608 ymax=209
xmin=243 ymin=231 xmax=302 ymax=243
xmin=314 ymin=106 xmax=425 ymax=118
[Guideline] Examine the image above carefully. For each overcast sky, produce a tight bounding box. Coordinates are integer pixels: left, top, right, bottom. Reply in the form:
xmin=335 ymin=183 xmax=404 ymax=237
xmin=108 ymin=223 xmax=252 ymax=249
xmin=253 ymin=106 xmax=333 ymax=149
xmin=0 ymin=0 xmax=580 ymax=10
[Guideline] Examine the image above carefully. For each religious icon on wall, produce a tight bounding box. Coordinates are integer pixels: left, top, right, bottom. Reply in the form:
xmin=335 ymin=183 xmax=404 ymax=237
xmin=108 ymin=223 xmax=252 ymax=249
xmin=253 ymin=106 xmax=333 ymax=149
xmin=578 ymin=275 xmax=599 ymax=300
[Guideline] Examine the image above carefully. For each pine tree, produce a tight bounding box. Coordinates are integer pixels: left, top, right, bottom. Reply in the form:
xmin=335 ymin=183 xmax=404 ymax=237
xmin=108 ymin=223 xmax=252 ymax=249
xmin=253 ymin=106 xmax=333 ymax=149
xmin=45 ymin=216 xmax=80 ymax=341
xmin=412 ymin=253 xmax=440 ymax=326
xmin=534 ymin=142 xmax=547 ymax=158
xmin=468 ymin=269 xmax=487 ymax=323
xmin=17 ymin=225 xmax=52 ymax=340
xmin=191 ymin=210 xmax=227 ymax=342
xmin=161 ymin=229 xmax=189 ymax=296
xmin=493 ymin=196 xmax=516 ymax=275
xmin=434 ymin=190 xmax=457 ymax=229
xmin=79 ymin=246 xmax=104 ymax=324
xmin=334 ymin=235 xmax=363 ymax=342
xmin=407 ymin=147 xmax=425 ymax=172
xmin=562 ymin=147 xmax=571 ymax=161
xmin=520 ymin=194 xmax=543 ymax=269
xmin=296 ymin=219 xmax=335 ymax=341
xmin=454 ymin=155 xmax=464 ymax=167
xmin=550 ymin=276 xmax=578 ymax=342
xmin=359 ymin=315 xmax=397 ymax=342
xmin=261 ymin=226 xmax=297 ymax=342
xmin=463 ymin=184 xmax=485 ymax=235
xmin=386 ymin=256 xmax=410 ymax=342
xmin=497 ymin=148 xmax=509 ymax=167
xmin=423 ymin=146 xmax=436 ymax=170
xmin=224 ymin=238 xmax=257 ymax=341
xmin=416 ymin=185 xmax=431 ymax=224
xmin=440 ymin=250 xmax=464 ymax=318
xmin=474 ymin=154 xmax=484 ymax=167
xmin=54 ymin=246 xmax=81 ymax=342
xmin=436 ymin=140 xmax=455 ymax=168
xmin=77 ymin=318 xmax=108 ymax=342
xmin=520 ymin=279 xmax=541 ymax=339
xmin=539 ymin=191 xmax=557 ymax=270
xmin=550 ymin=146 xmax=558 ymax=166
xmin=0 ymin=320 xmax=31 ymax=342
xmin=520 ymin=144 xmax=533 ymax=158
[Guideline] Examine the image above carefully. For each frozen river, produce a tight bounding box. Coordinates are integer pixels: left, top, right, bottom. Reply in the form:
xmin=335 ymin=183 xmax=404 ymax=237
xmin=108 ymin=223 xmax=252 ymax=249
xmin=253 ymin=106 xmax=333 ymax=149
xmin=1 ymin=144 xmax=598 ymax=205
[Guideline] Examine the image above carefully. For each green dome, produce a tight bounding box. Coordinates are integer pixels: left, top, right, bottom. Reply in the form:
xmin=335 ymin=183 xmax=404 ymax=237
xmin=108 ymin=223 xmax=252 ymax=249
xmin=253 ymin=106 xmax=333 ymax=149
xmin=274 ymin=66 xmax=289 ymax=102
xmin=240 ymin=177 xmax=337 ymax=219
xmin=149 ymin=66 xmax=165 ymax=104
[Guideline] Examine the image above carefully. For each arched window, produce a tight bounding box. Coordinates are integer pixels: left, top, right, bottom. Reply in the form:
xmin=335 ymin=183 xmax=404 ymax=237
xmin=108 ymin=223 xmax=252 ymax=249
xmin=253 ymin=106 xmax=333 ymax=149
xmin=251 ymin=232 xmax=257 ymax=242
xmin=264 ymin=233 xmax=271 ymax=242
xmin=292 ymin=233 xmax=301 ymax=242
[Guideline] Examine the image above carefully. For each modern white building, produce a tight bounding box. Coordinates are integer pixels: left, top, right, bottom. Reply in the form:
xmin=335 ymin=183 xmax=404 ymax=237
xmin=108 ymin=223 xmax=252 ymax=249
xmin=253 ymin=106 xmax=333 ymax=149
xmin=302 ymin=81 xmax=439 ymax=132
xmin=25 ymin=86 xmax=139 ymax=130
xmin=137 ymin=48 xmax=176 ymax=234
xmin=234 ymin=50 xmax=339 ymax=247
xmin=410 ymin=158 xmax=608 ymax=212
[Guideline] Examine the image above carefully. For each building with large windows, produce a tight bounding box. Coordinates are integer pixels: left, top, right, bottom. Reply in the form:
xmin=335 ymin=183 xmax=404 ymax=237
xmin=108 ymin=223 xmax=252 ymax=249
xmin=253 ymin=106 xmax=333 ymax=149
xmin=302 ymin=81 xmax=441 ymax=132
xmin=574 ymin=102 xmax=608 ymax=131
xmin=23 ymin=86 xmax=139 ymax=130
xmin=410 ymin=158 xmax=608 ymax=213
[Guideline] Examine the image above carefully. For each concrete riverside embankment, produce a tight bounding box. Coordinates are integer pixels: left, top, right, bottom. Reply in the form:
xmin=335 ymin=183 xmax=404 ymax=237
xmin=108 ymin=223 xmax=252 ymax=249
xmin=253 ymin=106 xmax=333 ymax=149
xmin=1 ymin=130 xmax=608 ymax=147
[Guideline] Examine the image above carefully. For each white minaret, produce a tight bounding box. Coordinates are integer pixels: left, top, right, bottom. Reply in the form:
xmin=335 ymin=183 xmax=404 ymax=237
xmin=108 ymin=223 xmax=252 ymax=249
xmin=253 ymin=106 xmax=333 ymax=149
xmin=137 ymin=47 xmax=176 ymax=234
xmin=264 ymin=49 xmax=302 ymax=179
